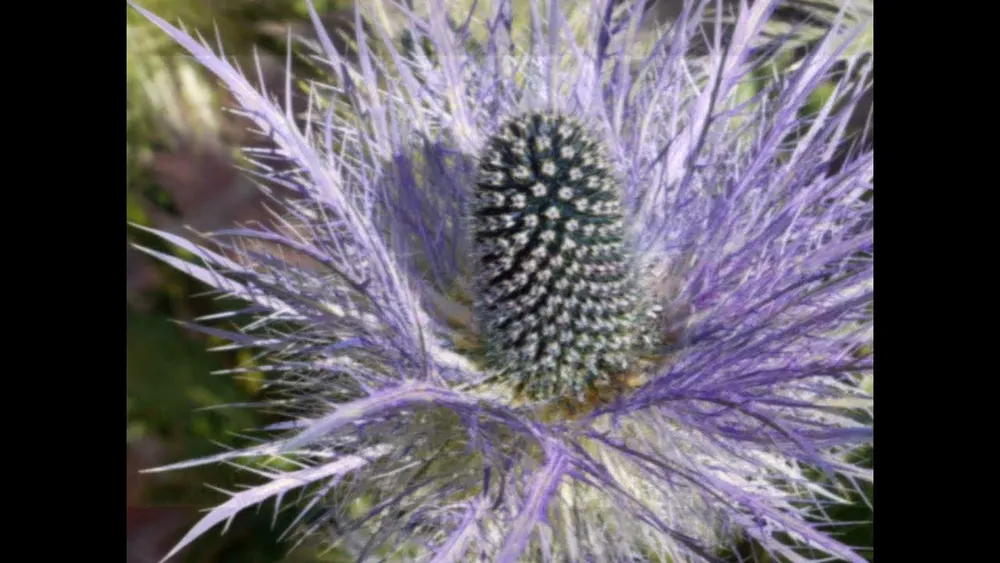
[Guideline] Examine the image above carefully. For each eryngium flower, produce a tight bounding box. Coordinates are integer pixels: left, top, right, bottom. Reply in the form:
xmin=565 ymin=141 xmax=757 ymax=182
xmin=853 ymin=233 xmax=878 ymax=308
xmin=472 ymin=113 xmax=656 ymax=402
xmin=132 ymin=1 xmax=873 ymax=562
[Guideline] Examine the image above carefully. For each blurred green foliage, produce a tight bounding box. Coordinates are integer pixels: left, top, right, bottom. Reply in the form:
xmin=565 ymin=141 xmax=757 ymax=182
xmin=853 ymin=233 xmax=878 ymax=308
xmin=126 ymin=2 xmax=348 ymax=561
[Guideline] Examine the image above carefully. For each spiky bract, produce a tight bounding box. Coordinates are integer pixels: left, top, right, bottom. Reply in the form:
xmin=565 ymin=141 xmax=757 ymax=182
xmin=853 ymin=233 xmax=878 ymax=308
xmin=472 ymin=112 xmax=642 ymax=401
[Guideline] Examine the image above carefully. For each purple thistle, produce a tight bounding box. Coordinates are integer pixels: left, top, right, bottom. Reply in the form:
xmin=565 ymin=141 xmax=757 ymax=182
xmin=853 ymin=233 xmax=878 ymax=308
xmin=130 ymin=1 xmax=873 ymax=562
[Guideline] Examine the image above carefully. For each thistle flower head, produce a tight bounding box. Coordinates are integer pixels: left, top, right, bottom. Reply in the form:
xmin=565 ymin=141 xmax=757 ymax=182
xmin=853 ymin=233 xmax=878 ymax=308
xmin=472 ymin=112 xmax=650 ymax=403
xmin=131 ymin=1 xmax=873 ymax=562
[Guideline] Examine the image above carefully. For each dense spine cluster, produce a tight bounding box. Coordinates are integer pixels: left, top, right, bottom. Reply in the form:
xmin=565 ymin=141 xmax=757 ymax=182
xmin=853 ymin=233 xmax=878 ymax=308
xmin=471 ymin=112 xmax=641 ymax=401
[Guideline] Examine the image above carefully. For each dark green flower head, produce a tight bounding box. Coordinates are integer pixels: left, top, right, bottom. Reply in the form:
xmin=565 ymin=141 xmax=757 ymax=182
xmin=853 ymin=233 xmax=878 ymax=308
xmin=471 ymin=112 xmax=643 ymax=402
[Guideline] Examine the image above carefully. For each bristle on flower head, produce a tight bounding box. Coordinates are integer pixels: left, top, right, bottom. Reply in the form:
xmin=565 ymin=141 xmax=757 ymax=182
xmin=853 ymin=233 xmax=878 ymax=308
xmin=471 ymin=112 xmax=642 ymax=402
